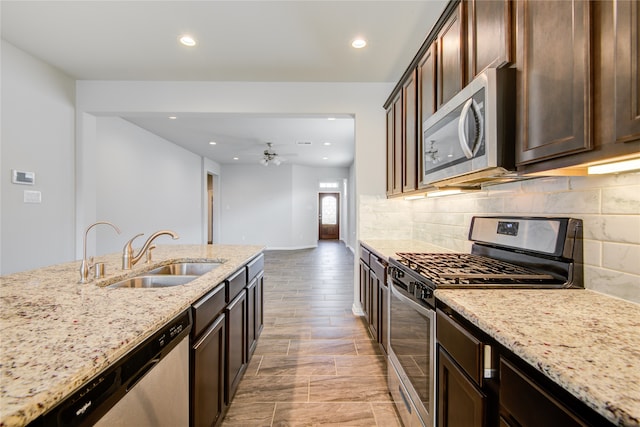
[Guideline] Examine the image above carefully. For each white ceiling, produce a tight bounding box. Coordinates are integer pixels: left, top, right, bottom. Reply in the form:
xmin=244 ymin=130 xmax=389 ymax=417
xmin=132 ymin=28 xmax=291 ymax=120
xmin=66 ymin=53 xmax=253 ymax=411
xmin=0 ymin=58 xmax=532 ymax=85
xmin=1 ymin=0 xmax=448 ymax=166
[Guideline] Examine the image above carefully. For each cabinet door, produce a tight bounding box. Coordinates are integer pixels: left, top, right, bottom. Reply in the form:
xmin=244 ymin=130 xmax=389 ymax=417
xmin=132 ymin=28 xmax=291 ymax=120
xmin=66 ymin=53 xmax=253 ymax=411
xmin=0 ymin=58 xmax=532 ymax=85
xmin=359 ymin=260 xmax=369 ymax=317
xmin=386 ymin=105 xmax=394 ymax=196
xmin=379 ymin=280 xmax=389 ymax=354
xmin=192 ymin=314 xmax=226 ymax=427
xmin=368 ymin=269 xmax=379 ymax=340
xmin=225 ymin=290 xmax=247 ymax=404
xmin=393 ymin=93 xmax=403 ymax=195
xmin=466 ymin=0 xmax=512 ymax=81
xmin=437 ymin=3 xmax=465 ymax=107
xmin=403 ymin=69 xmax=418 ymax=193
xmin=499 ymin=358 xmax=587 ymax=427
xmin=437 ymin=347 xmax=486 ymax=427
xmin=614 ymin=0 xmax=640 ymax=144
xmin=418 ymin=44 xmax=436 ymax=189
xmin=246 ymin=277 xmax=257 ymax=359
xmin=515 ymin=0 xmax=592 ymax=165
xmin=246 ymin=272 xmax=264 ymax=361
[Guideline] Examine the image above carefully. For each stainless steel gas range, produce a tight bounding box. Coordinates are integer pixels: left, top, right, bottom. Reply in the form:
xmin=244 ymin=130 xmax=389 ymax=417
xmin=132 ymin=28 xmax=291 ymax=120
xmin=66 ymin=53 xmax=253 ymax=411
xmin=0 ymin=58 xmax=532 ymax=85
xmin=386 ymin=216 xmax=583 ymax=427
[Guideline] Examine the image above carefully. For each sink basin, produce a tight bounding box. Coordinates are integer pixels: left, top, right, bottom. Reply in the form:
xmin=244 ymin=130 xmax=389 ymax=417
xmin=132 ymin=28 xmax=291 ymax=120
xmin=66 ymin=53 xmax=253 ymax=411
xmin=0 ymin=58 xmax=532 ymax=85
xmin=107 ymin=275 xmax=198 ymax=289
xmin=147 ymin=262 xmax=222 ymax=276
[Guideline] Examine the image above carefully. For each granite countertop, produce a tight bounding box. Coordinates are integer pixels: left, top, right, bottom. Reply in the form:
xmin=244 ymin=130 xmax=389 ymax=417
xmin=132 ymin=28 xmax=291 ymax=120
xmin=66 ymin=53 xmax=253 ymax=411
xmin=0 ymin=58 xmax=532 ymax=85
xmin=360 ymin=239 xmax=639 ymax=426
xmin=436 ymin=289 xmax=640 ymax=427
xmin=0 ymin=244 xmax=263 ymax=427
xmin=360 ymin=239 xmax=452 ymax=261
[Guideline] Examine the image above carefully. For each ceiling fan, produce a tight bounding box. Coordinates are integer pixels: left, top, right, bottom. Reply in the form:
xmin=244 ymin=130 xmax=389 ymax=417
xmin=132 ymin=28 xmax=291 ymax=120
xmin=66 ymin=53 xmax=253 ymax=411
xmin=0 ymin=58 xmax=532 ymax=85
xmin=260 ymin=142 xmax=285 ymax=166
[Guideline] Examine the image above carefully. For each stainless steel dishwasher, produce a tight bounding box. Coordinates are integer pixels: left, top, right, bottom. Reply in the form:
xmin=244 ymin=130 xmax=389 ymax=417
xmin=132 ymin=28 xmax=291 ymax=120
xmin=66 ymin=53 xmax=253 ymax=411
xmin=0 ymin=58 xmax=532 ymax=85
xmin=30 ymin=310 xmax=192 ymax=427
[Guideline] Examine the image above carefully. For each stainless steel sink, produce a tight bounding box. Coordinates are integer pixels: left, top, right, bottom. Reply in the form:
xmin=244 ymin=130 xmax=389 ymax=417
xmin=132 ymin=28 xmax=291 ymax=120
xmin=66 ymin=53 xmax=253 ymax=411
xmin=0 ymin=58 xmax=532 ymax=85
xmin=107 ymin=275 xmax=198 ymax=289
xmin=147 ymin=262 xmax=222 ymax=276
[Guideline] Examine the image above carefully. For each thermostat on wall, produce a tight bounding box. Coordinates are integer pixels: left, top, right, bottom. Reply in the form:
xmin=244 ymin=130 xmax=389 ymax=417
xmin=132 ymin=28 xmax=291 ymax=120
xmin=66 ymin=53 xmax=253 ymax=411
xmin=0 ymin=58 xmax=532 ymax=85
xmin=11 ymin=170 xmax=35 ymax=185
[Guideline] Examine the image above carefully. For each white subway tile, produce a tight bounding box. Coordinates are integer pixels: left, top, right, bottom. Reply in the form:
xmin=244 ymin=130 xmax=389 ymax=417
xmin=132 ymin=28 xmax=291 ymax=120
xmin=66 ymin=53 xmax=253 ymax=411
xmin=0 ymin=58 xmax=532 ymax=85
xmin=602 ymin=243 xmax=640 ymax=275
xmin=602 ymin=185 xmax=640 ymax=214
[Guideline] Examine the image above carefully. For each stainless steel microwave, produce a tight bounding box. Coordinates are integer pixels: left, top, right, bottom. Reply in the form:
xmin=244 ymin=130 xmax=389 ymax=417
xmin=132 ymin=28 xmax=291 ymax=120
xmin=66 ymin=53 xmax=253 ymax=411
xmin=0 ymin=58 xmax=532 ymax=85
xmin=422 ymin=67 xmax=515 ymax=188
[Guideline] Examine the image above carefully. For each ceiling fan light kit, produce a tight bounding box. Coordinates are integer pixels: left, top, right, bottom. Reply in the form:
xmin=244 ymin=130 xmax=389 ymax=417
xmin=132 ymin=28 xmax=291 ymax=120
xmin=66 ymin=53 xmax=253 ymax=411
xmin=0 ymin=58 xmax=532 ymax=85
xmin=261 ymin=142 xmax=283 ymax=166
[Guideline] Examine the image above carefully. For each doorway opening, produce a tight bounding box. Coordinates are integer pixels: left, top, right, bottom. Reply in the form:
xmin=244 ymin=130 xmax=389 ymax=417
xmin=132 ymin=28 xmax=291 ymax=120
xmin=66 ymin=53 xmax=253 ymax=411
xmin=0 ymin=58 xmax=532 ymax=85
xmin=207 ymin=173 xmax=214 ymax=244
xmin=318 ymin=192 xmax=340 ymax=240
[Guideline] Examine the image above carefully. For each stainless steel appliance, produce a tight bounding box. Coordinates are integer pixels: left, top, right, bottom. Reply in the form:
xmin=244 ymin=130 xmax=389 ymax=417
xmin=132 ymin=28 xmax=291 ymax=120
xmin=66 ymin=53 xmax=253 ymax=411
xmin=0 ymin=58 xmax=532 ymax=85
xmin=30 ymin=310 xmax=192 ymax=427
xmin=387 ymin=216 xmax=583 ymax=427
xmin=422 ymin=68 xmax=515 ymax=188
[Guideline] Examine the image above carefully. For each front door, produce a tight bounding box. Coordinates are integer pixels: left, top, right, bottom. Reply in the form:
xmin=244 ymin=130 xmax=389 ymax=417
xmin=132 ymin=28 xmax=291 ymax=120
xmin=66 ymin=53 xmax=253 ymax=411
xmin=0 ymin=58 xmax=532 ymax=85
xmin=318 ymin=192 xmax=339 ymax=240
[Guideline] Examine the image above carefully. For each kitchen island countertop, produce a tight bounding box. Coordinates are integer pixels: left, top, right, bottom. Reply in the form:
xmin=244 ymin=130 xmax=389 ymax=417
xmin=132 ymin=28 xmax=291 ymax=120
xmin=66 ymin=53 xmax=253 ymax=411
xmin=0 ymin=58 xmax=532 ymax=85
xmin=0 ymin=244 xmax=263 ymax=427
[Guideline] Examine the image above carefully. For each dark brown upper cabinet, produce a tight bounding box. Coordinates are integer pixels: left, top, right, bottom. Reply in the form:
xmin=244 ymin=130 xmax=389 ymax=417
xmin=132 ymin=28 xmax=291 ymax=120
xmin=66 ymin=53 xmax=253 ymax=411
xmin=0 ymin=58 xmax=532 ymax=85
xmin=402 ymin=69 xmax=418 ymax=193
xmin=515 ymin=0 xmax=592 ymax=167
xmin=614 ymin=0 xmax=640 ymax=145
xmin=589 ymin=0 xmax=640 ymax=168
xmin=386 ymin=92 xmax=403 ymax=196
xmin=418 ymin=44 xmax=436 ymax=189
xmin=465 ymin=0 xmax=512 ymax=83
xmin=437 ymin=3 xmax=465 ymax=107
xmin=517 ymin=0 xmax=640 ymax=173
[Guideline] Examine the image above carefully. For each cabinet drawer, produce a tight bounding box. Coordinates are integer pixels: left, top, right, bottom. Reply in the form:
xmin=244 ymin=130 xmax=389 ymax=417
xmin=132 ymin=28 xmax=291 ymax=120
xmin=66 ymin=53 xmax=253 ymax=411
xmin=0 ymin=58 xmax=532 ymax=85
xmin=371 ymin=257 xmax=387 ymax=286
xmin=436 ymin=309 xmax=483 ymax=385
xmin=500 ymin=358 xmax=587 ymax=427
xmin=360 ymin=246 xmax=371 ymax=266
xmin=246 ymin=253 xmax=264 ymax=282
xmin=226 ymin=268 xmax=247 ymax=302
xmin=192 ymin=284 xmax=225 ymax=338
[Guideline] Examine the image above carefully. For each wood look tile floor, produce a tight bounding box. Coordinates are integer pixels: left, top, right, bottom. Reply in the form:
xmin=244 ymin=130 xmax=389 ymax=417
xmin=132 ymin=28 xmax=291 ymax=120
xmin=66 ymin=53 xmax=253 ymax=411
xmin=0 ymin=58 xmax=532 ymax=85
xmin=222 ymin=241 xmax=402 ymax=427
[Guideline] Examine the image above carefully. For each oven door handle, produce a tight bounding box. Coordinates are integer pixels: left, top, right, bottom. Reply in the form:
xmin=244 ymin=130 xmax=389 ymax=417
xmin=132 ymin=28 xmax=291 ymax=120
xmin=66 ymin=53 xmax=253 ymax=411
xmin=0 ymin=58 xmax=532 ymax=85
xmin=390 ymin=282 xmax=435 ymax=318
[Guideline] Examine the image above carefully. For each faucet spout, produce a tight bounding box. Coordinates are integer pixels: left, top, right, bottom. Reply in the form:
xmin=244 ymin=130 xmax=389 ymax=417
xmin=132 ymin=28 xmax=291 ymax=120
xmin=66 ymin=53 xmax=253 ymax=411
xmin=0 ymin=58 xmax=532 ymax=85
xmin=122 ymin=230 xmax=179 ymax=270
xmin=79 ymin=221 xmax=121 ymax=283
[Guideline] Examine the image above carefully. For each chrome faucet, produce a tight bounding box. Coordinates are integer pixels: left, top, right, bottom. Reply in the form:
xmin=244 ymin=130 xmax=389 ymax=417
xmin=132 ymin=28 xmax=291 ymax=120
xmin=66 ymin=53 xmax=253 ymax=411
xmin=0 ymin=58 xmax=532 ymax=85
xmin=79 ymin=221 xmax=121 ymax=283
xmin=122 ymin=230 xmax=180 ymax=269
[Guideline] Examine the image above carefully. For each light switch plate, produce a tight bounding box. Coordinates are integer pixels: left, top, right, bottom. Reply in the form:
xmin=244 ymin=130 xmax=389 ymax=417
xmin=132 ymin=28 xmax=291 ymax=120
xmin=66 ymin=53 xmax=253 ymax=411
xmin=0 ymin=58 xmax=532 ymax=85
xmin=12 ymin=170 xmax=35 ymax=185
xmin=24 ymin=190 xmax=42 ymax=204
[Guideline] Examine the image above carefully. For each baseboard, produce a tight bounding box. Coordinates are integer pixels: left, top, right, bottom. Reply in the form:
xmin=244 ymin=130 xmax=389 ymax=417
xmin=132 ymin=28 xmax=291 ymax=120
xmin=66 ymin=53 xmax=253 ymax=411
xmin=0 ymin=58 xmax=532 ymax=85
xmin=266 ymin=245 xmax=318 ymax=251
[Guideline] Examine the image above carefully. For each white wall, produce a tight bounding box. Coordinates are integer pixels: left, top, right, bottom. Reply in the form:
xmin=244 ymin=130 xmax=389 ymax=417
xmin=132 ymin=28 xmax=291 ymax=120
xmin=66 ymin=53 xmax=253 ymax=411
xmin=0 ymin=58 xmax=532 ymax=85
xmin=1 ymin=40 xmax=76 ymax=274
xmin=94 ymin=117 xmax=203 ymax=254
xmin=75 ymin=80 xmax=392 ymax=252
xmin=219 ymin=163 xmax=349 ymax=248
xmin=361 ymin=172 xmax=640 ymax=303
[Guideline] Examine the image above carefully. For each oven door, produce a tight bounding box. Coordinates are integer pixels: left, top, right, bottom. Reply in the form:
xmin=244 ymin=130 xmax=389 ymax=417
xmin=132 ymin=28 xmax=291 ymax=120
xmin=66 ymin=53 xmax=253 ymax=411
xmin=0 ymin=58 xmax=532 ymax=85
xmin=388 ymin=280 xmax=436 ymax=427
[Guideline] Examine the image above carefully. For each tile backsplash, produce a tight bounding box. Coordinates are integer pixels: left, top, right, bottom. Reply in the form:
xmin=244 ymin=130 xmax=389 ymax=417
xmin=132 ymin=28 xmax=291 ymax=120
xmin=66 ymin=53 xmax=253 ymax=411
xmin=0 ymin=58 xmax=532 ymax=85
xmin=360 ymin=172 xmax=640 ymax=303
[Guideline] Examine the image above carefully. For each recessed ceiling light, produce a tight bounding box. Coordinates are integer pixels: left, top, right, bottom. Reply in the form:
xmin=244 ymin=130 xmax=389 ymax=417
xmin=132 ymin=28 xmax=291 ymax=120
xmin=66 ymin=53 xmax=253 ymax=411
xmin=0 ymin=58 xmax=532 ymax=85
xmin=168 ymin=116 xmax=177 ymax=120
xmin=327 ymin=117 xmax=336 ymax=121
xmin=233 ymin=157 xmax=239 ymax=160
xmin=322 ymin=157 xmax=329 ymax=160
xmin=323 ymin=142 xmax=332 ymax=146
xmin=179 ymin=35 xmax=197 ymax=47
xmin=351 ymin=38 xmax=367 ymax=49
xmin=209 ymin=141 xmax=217 ymax=145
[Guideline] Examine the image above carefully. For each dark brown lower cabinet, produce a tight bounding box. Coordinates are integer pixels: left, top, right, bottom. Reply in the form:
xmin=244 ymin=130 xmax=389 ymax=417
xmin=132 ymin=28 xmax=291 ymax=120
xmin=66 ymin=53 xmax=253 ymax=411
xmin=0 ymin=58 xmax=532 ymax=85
xmin=226 ymin=289 xmax=247 ymax=404
xmin=246 ymin=272 xmax=264 ymax=359
xmin=379 ymin=280 xmax=389 ymax=354
xmin=499 ymin=358 xmax=587 ymax=427
xmin=191 ymin=313 xmax=226 ymax=427
xmin=368 ymin=269 xmax=379 ymax=340
xmin=437 ymin=347 xmax=486 ymax=427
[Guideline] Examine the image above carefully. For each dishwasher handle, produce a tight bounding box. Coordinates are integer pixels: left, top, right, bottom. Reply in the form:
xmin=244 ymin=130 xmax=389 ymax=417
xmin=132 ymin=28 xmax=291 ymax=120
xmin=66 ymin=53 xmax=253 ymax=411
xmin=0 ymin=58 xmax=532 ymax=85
xmin=125 ymin=357 xmax=161 ymax=392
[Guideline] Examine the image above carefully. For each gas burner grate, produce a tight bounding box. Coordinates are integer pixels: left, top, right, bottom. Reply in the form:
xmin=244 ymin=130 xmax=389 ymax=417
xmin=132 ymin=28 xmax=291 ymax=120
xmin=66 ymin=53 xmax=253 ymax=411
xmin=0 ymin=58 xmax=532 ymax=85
xmin=395 ymin=252 xmax=559 ymax=286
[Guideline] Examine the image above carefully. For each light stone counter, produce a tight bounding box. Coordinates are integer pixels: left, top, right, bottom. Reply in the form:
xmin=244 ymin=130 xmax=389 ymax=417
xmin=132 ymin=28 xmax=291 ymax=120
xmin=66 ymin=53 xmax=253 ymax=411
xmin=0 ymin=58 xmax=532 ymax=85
xmin=0 ymin=244 xmax=263 ymax=427
xmin=436 ymin=289 xmax=640 ymax=427
xmin=360 ymin=239 xmax=452 ymax=261
xmin=361 ymin=240 xmax=639 ymax=426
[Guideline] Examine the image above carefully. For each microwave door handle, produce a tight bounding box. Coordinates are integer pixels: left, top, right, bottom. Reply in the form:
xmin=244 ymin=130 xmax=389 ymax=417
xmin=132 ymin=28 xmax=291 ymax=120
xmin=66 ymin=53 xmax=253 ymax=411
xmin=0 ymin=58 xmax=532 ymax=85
xmin=458 ymin=99 xmax=484 ymax=158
